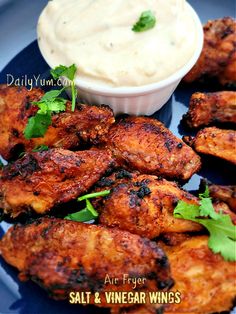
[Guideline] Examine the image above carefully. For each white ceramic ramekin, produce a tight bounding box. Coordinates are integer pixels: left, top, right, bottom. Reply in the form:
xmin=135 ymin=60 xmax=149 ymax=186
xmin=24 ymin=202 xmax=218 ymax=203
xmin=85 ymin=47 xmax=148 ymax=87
xmin=40 ymin=3 xmax=203 ymax=116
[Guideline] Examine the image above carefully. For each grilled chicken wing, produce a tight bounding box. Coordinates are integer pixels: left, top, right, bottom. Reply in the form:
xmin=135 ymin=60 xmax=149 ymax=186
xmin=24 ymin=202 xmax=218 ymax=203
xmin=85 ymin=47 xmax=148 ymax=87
xmin=92 ymin=171 xmax=202 ymax=239
xmin=112 ymin=235 xmax=236 ymax=314
xmin=201 ymin=179 xmax=236 ymax=213
xmin=0 ymin=148 xmax=113 ymax=218
xmin=183 ymin=127 xmax=236 ymax=165
xmin=183 ymin=91 xmax=236 ymax=128
xmin=103 ymin=117 xmax=201 ymax=181
xmin=0 ymin=85 xmax=114 ymax=160
xmin=162 ymin=236 xmax=236 ymax=314
xmin=184 ymin=17 xmax=236 ymax=86
xmin=0 ymin=217 xmax=173 ymax=307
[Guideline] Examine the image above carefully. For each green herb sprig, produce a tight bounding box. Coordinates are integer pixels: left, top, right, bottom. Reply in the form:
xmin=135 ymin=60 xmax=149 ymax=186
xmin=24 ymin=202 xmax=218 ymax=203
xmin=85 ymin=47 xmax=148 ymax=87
xmin=174 ymin=186 xmax=236 ymax=262
xmin=32 ymin=145 xmax=49 ymax=152
xmin=65 ymin=190 xmax=110 ymax=222
xmin=0 ymin=159 xmax=4 ymax=169
xmin=50 ymin=64 xmax=77 ymax=111
xmin=24 ymin=64 xmax=77 ymax=140
xmin=132 ymin=10 xmax=156 ymax=32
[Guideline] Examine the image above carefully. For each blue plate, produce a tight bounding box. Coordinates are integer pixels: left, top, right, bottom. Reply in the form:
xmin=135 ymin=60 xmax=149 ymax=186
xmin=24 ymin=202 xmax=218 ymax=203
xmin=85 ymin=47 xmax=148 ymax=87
xmin=0 ymin=1 xmax=235 ymax=313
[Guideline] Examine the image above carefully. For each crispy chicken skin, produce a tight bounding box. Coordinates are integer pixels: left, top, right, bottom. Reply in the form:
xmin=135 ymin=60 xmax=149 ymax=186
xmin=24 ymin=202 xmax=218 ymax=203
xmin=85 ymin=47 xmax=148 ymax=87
xmin=184 ymin=17 xmax=236 ymax=86
xmin=183 ymin=127 xmax=236 ymax=165
xmin=92 ymin=171 xmax=202 ymax=239
xmin=0 ymin=85 xmax=114 ymax=160
xmin=201 ymin=180 xmax=236 ymax=213
xmin=0 ymin=218 xmax=173 ymax=307
xmin=104 ymin=117 xmax=201 ymax=181
xmin=0 ymin=148 xmax=113 ymax=217
xmin=112 ymin=236 xmax=236 ymax=314
xmin=210 ymin=186 xmax=236 ymax=213
xmin=183 ymin=91 xmax=236 ymax=128
xmin=162 ymin=236 xmax=236 ymax=314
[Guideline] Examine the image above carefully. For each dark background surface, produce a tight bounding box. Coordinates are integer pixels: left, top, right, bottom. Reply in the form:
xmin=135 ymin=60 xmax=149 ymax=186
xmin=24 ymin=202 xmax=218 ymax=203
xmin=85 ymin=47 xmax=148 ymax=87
xmin=0 ymin=1 xmax=235 ymax=313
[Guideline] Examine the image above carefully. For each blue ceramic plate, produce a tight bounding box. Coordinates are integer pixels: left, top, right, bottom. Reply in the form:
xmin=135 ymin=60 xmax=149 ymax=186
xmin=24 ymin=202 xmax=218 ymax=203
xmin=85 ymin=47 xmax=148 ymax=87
xmin=0 ymin=1 xmax=235 ymax=313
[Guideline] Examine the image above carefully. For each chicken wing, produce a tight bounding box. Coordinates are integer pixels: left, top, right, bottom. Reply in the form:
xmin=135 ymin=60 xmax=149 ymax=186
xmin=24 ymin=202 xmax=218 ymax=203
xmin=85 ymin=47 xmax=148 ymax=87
xmin=0 ymin=217 xmax=173 ymax=308
xmin=103 ymin=117 xmax=201 ymax=181
xmin=0 ymin=148 xmax=113 ymax=218
xmin=182 ymin=91 xmax=236 ymax=128
xmin=162 ymin=236 xmax=236 ymax=314
xmin=0 ymin=85 xmax=114 ymax=160
xmin=92 ymin=171 xmax=202 ymax=239
xmin=115 ymin=235 xmax=236 ymax=314
xmin=184 ymin=17 xmax=236 ymax=86
xmin=201 ymin=179 xmax=236 ymax=213
xmin=183 ymin=127 xmax=236 ymax=165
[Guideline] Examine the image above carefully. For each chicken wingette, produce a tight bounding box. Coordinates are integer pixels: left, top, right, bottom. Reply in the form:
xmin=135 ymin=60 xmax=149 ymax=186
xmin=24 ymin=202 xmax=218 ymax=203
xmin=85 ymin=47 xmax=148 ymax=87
xmin=0 ymin=148 xmax=113 ymax=218
xmin=0 ymin=217 xmax=173 ymax=308
xmin=184 ymin=17 xmax=236 ymax=86
xmin=162 ymin=236 xmax=236 ymax=314
xmin=92 ymin=171 xmax=202 ymax=239
xmin=183 ymin=127 xmax=236 ymax=165
xmin=183 ymin=91 xmax=236 ymax=128
xmin=103 ymin=117 xmax=201 ymax=181
xmin=113 ymin=235 xmax=236 ymax=314
xmin=0 ymin=85 xmax=114 ymax=160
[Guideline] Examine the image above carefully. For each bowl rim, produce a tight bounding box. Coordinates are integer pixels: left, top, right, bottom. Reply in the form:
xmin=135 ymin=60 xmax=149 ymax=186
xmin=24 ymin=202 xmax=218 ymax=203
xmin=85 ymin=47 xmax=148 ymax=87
xmin=39 ymin=2 xmax=204 ymax=96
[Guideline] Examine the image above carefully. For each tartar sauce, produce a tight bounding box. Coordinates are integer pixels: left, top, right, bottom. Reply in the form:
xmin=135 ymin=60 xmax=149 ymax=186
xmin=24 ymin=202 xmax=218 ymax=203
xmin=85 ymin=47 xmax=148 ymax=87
xmin=38 ymin=0 xmax=198 ymax=87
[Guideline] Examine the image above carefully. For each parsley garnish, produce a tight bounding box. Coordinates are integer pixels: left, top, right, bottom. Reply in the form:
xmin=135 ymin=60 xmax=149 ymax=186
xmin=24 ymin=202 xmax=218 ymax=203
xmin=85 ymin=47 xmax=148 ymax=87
xmin=174 ymin=187 xmax=236 ymax=261
xmin=132 ymin=10 xmax=156 ymax=32
xmin=65 ymin=190 xmax=110 ymax=222
xmin=24 ymin=64 xmax=77 ymax=140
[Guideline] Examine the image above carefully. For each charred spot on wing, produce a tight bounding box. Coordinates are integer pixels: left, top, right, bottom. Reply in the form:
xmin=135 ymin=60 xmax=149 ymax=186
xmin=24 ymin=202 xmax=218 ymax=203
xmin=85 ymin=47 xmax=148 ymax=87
xmin=96 ymin=177 xmax=115 ymax=188
xmin=2 ymin=154 xmax=40 ymax=179
xmin=115 ymin=169 xmax=133 ymax=179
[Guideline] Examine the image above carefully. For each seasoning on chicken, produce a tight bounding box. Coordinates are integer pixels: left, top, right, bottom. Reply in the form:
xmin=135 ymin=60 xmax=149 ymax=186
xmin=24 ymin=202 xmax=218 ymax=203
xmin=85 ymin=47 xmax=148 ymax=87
xmin=0 ymin=85 xmax=114 ymax=160
xmin=103 ymin=117 xmax=201 ymax=181
xmin=112 ymin=235 xmax=236 ymax=314
xmin=183 ymin=91 xmax=236 ymax=128
xmin=0 ymin=217 xmax=173 ymax=308
xmin=92 ymin=171 xmax=202 ymax=239
xmin=161 ymin=236 xmax=236 ymax=314
xmin=0 ymin=148 xmax=113 ymax=218
xmin=184 ymin=17 xmax=236 ymax=86
xmin=183 ymin=127 xmax=236 ymax=165
xmin=201 ymin=179 xmax=236 ymax=213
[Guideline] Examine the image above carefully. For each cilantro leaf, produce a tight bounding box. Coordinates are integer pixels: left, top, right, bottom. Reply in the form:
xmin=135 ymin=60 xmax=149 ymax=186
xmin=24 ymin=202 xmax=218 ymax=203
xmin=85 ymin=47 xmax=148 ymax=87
xmin=65 ymin=208 xmax=95 ymax=222
xmin=64 ymin=190 xmax=110 ymax=222
xmin=132 ymin=10 xmax=156 ymax=33
xmin=24 ymin=113 xmax=52 ymax=139
xmin=50 ymin=64 xmax=77 ymax=112
xmin=43 ymin=98 xmax=67 ymax=113
xmin=39 ymin=88 xmax=65 ymax=102
xmin=50 ymin=64 xmax=76 ymax=81
xmin=32 ymin=145 xmax=49 ymax=153
xmin=174 ymin=188 xmax=236 ymax=262
xmin=24 ymin=64 xmax=78 ymax=140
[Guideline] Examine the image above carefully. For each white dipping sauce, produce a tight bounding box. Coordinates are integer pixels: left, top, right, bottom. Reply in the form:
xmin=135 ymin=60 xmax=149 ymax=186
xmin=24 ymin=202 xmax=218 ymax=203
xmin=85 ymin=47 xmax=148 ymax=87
xmin=38 ymin=0 xmax=198 ymax=87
